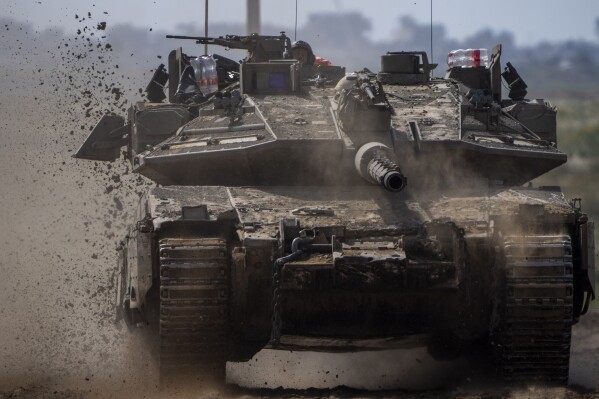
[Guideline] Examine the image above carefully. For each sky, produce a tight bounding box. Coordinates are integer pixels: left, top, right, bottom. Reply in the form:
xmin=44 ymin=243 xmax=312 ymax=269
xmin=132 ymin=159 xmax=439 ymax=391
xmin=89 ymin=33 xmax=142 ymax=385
xmin=2 ymin=0 xmax=599 ymax=46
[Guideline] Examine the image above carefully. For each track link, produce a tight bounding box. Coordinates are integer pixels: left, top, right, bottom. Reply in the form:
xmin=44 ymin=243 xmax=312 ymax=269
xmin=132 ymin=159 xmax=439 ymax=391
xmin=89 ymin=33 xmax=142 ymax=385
xmin=498 ymin=234 xmax=573 ymax=383
xmin=159 ymin=238 xmax=229 ymax=377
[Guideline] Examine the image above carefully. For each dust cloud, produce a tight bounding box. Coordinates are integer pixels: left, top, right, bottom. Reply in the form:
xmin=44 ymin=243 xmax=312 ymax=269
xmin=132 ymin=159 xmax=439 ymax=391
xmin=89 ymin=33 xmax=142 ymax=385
xmin=227 ymin=347 xmax=467 ymax=390
xmin=0 ymin=10 xmax=157 ymax=399
xmin=0 ymin=6 xmax=598 ymax=399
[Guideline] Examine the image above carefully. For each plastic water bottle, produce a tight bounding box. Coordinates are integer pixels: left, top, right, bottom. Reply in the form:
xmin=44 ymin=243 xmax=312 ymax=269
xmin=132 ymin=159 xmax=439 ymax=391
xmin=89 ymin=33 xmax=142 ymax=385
xmin=464 ymin=49 xmax=489 ymax=68
xmin=201 ymin=56 xmax=218 ymax=95
xmin=447 ymin=49 xmax=465 ymax=68
xmin=190 ymin=56 xmax=219 ymax=95
xmin=190 ymin=57 xmax=203 ymax=91
xmin=447 ymin=48 xmax=489 ymax=68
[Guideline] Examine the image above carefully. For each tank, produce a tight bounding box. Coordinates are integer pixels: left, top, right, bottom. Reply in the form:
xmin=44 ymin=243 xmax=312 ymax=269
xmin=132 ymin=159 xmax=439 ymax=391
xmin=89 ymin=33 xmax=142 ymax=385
xmin=75 ymin=35 xmax=595 ymax=383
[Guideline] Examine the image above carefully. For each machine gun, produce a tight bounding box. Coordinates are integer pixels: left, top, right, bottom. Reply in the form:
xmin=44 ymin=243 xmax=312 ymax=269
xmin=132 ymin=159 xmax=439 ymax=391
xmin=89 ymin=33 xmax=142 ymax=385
xmin=166 ymin=32 xmax=292 ymax=63
xmin=344 ymin=72 xmax=390 ymax=108
xmin=337 ymin=71 xmax=393 ymax=135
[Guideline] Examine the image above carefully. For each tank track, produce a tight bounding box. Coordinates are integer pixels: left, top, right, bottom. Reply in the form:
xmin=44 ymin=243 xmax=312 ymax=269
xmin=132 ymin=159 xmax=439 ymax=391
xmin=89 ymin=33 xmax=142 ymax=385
xmin=158 ymin=238 xmax=229 ymax=377
xmin=498 ymin=234 xmax=573 ymax=383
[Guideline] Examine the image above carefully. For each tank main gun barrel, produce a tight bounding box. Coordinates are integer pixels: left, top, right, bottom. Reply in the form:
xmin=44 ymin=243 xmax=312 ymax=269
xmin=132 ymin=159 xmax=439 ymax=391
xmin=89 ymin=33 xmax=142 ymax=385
xmin=355 ymin=142 xmax=407 ymax=192
xmin=368 ymin=156 xmax=406 ymax=192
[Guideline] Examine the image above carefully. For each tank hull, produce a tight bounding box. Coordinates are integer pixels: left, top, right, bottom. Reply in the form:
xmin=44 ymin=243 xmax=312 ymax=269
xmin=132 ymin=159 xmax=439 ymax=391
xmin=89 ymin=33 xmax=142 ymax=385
xmin=116 ymin=184 xmax=594 ymax=382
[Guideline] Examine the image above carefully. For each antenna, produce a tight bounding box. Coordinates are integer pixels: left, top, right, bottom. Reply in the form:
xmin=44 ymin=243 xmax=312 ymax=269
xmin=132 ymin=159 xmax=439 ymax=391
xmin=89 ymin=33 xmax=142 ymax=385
xmin=204 ymin=0 xmax=209 ymax=55
xmin=430 ymin=0 xmax=433 ymax=64
xmin=294 ymin=0 xmax=298 ymax=41
xmin=430 ymin=0 xmax=434 ymax=78
xmin=247 ymin=0 xmax=261 ymax=35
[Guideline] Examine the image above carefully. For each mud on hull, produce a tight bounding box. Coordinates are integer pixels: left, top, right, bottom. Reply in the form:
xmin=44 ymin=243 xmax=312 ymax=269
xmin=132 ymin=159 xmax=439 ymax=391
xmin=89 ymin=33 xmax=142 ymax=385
xmin=114 ymin=185 xmax=594 ymax=383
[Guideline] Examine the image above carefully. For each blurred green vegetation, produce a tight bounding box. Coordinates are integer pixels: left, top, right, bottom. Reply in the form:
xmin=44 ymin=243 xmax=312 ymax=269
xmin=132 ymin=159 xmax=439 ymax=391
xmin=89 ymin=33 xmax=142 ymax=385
xmin=534 ymin=98 xmax=599 ymax=304
xmin=536 ymin=99 xmax=599 ymax=220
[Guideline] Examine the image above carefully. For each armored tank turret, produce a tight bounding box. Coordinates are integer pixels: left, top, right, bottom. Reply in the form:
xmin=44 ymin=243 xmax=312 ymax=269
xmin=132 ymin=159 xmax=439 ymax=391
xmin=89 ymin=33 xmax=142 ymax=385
xmin=75 ymin=35 xmax=595 ymax=384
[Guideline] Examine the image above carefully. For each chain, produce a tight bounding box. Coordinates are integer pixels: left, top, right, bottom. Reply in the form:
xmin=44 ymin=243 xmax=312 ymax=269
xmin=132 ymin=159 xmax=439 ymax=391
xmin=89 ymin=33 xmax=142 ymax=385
xmin=269 ymin=235 xmax=312 ymax=347
xmin=269 ymin=261 xmax=283 ymax=346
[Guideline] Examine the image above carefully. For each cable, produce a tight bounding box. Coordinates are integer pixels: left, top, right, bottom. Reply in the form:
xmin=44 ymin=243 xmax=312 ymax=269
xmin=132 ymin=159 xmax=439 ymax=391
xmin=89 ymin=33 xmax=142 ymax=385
xmin=430 ymin=0 xmax=433 ymax=65
xmin=294 ymin=0 xmax=298 ymax=41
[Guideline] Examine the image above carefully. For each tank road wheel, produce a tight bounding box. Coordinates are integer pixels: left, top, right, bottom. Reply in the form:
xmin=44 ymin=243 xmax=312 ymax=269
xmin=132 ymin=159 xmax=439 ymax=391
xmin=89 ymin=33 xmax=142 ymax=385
xmin=158 ymin=238 xmax=230 ymax=380
xmin=495 ymin=234 xmax=574 ymax=383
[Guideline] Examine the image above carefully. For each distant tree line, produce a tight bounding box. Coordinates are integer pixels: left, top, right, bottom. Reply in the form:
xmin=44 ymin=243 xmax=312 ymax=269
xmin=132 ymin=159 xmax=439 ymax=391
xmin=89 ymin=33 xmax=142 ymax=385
xmin=2 ymin=13 xmax=599 ymax=97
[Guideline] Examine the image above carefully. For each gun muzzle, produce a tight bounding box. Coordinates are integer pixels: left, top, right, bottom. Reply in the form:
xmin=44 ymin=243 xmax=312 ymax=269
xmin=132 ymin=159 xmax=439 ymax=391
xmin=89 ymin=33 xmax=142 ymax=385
xmin=355 ymin=142 xmax=407 ymax=192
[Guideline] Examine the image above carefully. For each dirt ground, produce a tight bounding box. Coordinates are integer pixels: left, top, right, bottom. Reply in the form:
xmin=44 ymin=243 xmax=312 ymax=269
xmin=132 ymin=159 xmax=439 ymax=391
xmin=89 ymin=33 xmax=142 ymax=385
xmin=0 ymin=22 xmax=598 ymax=399
xmin=1 ymin=79 xmax=598 ymax=399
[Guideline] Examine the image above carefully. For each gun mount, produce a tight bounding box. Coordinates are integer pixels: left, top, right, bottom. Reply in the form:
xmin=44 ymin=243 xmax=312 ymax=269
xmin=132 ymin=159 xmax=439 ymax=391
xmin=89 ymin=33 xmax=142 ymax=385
xmin=166 ymin=32 xmax=292 ymax=63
